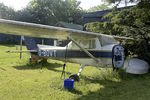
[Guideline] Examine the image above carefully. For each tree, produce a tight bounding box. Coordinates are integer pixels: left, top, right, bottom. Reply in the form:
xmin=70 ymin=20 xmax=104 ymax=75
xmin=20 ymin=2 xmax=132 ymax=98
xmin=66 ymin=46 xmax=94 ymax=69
xmin=88 ymin=4 xmax=110 ymax=12
xmin=16 ymin=0 xmax=84 ymax=25
xmin=105 ymin=0 xmax=139 ymax=7
xmin=0 ymin=3 xmax=16 ymax=20
xmin=86 ymin=0 xmax=150 ymax=63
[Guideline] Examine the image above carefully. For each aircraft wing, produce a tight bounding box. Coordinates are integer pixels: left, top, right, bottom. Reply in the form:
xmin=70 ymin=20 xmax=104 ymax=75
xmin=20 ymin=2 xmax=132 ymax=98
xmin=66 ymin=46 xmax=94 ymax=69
xmin=0 ymin=19 xmax=133 ymax=40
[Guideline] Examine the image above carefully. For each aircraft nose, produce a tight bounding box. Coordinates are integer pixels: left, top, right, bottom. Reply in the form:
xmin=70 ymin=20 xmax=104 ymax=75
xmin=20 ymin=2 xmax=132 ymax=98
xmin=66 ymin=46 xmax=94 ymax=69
xmin=112 ymin=45 xmax=125 ymax=69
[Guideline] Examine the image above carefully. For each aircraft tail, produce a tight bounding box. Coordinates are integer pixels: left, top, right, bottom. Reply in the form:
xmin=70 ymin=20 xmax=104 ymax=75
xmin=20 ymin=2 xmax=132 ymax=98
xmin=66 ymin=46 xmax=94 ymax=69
xmin=23 ymin=37 xmax=38 ymax=50
xmin=23 ymin=37 xmax=47 ymax=63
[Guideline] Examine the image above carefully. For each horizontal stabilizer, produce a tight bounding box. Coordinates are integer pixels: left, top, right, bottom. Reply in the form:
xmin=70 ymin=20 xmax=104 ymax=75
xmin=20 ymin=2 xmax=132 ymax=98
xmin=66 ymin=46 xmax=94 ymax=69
xmin=6 ymin=50 xmax=37 ymax=53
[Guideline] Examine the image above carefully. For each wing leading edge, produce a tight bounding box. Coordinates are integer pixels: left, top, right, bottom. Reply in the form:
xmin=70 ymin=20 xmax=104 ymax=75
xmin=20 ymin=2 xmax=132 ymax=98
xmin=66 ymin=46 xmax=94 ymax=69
xmin=0 ymin=19 xmax=99 ymax=40
xmin=0 ymin=19 xmax=133 ymax=40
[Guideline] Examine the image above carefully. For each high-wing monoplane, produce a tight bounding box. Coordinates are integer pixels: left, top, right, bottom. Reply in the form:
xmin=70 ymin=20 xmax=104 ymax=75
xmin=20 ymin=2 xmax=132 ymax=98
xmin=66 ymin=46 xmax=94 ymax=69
xmin=0 ymin=19 xmax=133 ymax=81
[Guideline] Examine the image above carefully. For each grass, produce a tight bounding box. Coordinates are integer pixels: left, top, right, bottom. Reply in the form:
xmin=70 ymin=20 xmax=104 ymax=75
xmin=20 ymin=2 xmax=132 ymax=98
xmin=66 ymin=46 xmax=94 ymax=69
xmin=0 ymin=44 xmax=150 ymax=100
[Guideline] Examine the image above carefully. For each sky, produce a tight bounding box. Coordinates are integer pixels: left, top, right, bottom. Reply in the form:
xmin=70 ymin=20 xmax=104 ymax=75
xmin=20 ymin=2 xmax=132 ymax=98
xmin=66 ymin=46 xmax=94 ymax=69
xmin=0 ymin=0 xmax=103 ymax=10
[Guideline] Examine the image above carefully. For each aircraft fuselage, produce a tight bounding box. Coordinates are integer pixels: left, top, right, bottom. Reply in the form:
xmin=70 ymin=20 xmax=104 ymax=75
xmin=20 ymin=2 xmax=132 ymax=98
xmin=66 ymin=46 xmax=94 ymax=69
xmin=36 ymin=37 xmax=124 ymax=68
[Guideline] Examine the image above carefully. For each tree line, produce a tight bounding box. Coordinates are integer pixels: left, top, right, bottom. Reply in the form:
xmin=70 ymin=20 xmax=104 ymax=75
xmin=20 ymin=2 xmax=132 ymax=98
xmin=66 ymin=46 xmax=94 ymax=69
xmin=0 ymin=0 xmax=84 ymax=25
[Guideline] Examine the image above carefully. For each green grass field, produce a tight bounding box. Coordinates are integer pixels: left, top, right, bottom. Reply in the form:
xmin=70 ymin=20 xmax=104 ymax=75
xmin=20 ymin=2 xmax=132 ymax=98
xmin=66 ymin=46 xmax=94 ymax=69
xmin=0 ymin=44 xmax=150 ymax=100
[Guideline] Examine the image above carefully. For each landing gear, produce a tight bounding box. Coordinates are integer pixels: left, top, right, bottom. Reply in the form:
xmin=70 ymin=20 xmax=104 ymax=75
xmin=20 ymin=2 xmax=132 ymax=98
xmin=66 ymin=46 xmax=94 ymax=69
xmin=69 ymin=64 xmax=85 ymax=82
xmin=69 ymin=74 xmax=79 ymax=81
xmin=29 ymin=54 xmax=47 ymax=64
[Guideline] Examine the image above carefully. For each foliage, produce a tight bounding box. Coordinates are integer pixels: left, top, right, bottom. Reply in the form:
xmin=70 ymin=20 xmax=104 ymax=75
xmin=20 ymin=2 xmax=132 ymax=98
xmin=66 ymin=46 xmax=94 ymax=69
xmin=105 ymin=0 xmax=139 ymax=6
xmin=15 ymin=0 xmax=84 ymax=25
xmin=0 ymin=0 xmax=84 ymax=25
xmin=0 ymin=3 xmax=16 ymax=20
xmin=86 ymin=1 xmax=150 ymax=63
xmin=88 ymin=4 xmax=110 ymax=12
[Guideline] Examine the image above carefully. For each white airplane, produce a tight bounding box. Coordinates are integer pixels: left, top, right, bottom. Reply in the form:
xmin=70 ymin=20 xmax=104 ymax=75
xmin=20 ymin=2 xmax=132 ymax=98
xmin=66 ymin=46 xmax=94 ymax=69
xmin=0 ymin=19 xmax=133 ymax=81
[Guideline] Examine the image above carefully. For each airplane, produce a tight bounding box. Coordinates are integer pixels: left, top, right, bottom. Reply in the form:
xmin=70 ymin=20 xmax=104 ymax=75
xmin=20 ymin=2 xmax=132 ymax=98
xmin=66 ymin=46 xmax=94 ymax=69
xmin=0 ymin=19 xmax=133 ymax=81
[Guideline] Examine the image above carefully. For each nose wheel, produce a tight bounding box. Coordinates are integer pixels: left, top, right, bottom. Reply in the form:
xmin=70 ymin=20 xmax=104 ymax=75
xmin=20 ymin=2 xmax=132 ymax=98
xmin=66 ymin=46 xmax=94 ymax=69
xmin=69 ymin=64 xmax=85 ymax=82
xmin=69 ymin=74 xmax=80 ymax=81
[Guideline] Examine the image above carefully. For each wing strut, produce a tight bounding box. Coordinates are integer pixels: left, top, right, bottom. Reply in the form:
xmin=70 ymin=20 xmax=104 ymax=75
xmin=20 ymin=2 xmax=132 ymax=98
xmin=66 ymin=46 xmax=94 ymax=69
xmin=68 ymin=37 xmax=100 ymax=63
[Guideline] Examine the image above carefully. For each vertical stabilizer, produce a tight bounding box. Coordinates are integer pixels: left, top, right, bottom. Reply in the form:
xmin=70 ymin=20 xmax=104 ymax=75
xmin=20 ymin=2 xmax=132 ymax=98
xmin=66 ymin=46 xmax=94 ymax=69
xmin=23 ymin=37 xmax=38 ymax=50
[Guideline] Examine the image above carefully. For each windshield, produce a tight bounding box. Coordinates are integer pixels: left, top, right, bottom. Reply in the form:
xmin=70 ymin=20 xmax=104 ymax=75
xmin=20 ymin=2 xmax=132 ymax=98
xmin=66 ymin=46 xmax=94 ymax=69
xmin=71 ymin=39 xmax=96 ymax=49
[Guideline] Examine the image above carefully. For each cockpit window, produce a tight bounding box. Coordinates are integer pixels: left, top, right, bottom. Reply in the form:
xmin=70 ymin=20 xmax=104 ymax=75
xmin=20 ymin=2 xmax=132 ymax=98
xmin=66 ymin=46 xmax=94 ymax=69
xmin=99 ymin=35 xmax=116 ymax=46
xmin=89 ymin=39 xmax=96 ymax=49
xmin=71 ymin=39 xmax=96 ymax=49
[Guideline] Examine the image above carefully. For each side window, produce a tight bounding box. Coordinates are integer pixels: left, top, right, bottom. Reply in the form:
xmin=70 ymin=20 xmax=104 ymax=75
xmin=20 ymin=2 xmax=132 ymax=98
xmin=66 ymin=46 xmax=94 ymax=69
xmin=80 ymin=40 xmax=89 ymax=49
xmin=99 ymin=36 xmax=116 ymax=46
xmin=70 ymin=39 xmax=96 ymax=49
xmin=89 ymin=39 xmax=95 ymax=49
xmin=80 ymin=39 xmax=95 ymax=49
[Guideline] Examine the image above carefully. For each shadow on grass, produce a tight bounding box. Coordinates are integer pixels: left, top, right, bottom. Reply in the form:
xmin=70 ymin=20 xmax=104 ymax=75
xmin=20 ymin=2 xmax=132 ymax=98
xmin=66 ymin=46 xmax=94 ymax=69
xmin=0 ymin=67 xmax=6 ymax=71
xmin=0 ymin=43 xmax=16 ymax=47
xmin=77 ymin=70 xmax=150 ymax=100
xmin=68 ymin=89 xmax=83 ymax=95
xmin=13 ymin=62 xmax=72 ymax=74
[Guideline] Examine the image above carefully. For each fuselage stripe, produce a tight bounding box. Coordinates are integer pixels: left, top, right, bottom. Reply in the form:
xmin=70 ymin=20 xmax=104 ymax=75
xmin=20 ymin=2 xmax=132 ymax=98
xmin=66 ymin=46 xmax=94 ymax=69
xmin=38 ymin=50 xmax=112 ymax=58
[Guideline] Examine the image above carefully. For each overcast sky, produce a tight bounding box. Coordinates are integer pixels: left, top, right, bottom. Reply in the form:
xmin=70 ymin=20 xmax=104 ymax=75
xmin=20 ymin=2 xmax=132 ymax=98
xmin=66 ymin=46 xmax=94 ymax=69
xmin=0 ymin=0 xmax=104 ymax=10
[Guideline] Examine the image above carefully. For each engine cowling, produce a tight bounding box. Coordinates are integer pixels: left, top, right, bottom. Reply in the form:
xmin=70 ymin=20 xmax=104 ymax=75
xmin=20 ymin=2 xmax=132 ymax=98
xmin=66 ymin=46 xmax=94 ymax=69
xmin=112 ymin=45 xmax=125 ymax=68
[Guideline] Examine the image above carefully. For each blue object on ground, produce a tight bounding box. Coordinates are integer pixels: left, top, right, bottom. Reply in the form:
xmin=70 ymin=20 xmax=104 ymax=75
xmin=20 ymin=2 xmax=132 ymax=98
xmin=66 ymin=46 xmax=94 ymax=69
xmin=64 ymin=78 xmax=74 ymax=90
